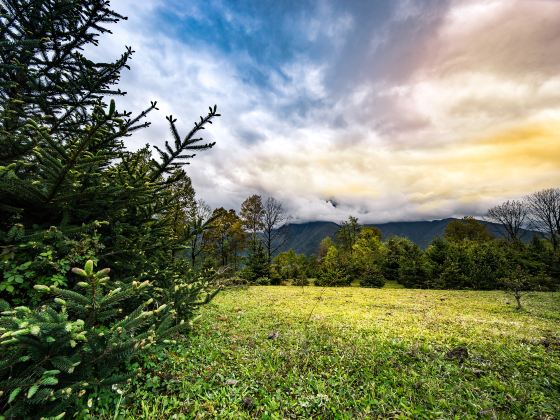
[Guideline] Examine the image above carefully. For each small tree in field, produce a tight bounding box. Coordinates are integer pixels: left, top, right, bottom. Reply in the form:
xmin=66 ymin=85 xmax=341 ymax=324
xmin=242 ymin=240 xmax=269 ymax=283
xmin=500 ymin=266 xmax=536 ymax=310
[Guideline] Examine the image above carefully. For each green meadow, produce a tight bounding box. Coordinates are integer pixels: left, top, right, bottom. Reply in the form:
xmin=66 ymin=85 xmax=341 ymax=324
xmin=116 ymin=286 xmax=560 ymax=419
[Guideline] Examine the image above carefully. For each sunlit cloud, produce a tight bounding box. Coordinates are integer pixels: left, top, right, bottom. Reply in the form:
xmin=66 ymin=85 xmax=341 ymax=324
xmin=99 ymin=0 xmax=560 ymax=223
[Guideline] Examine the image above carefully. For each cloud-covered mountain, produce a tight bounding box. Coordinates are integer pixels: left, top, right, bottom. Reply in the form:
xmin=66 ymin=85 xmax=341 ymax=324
xmin=274 ymin=218 xmax=541 ymax=256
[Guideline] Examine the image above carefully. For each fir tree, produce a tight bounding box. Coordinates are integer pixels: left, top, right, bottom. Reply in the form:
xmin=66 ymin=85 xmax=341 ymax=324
xmin=0 ymin=260 xmax=191 ymax=417
xmin=0 ymin=0 xmax=222 ymax=416
xmin=0 ymin=0 xmax=220 ymax=299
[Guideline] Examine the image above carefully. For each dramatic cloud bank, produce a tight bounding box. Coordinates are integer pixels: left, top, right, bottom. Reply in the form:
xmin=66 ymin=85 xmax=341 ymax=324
xmin=98 ymin=0 xmax=560 ymax=223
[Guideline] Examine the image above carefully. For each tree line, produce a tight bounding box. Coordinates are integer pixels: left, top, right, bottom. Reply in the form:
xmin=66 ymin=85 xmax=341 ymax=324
xmin=264 ymin=189 xmax=560 ymax=294
xmin=193 ymin=188 xmax=560 ymax=293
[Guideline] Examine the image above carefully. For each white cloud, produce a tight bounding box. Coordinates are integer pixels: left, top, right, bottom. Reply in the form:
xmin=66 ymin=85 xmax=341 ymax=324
xmin=84 ymin=0 xmax=560 ymax=223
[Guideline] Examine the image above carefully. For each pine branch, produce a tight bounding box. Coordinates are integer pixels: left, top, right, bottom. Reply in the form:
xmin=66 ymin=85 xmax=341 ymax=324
xmin=150 ymin=105 xmax=220 ymax=180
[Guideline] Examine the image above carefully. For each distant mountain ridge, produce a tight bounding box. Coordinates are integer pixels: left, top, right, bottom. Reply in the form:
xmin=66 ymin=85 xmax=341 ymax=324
xmin=274 ymin=218 xmax=540 ymax=256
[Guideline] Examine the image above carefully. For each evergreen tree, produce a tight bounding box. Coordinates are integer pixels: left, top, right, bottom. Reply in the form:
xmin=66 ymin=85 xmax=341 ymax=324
xmin=0 ymin=0 xmax=220 ymax=301
xmin=242 ymin=240 xmax=269 ymax=282
xmin=467 ymin=241 xmax=508 ymax=289
xmin=0 ymin=260 xmax=198 ymax=417
xmin=381 ymin=236 xmax=410 ymax=282
xmin=0 ymin=1 xmax=221 ymax=415
xmin=396 ymin=240 xmax=429 ymax=288
xmin=0 ymin=0 xmax=130 ymax=163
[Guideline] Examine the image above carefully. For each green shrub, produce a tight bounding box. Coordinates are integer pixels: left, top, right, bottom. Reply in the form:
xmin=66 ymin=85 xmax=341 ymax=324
xmin=358 ymin=267 xmax=386 ymax=288
xmin=254 ymin=277 xmax=271 ymax=286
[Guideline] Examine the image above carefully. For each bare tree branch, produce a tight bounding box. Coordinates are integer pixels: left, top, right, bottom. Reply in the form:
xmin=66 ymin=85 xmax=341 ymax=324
xmin=525 ymin=188 xmax=560 ymax=250
xmin=487 ymin=199 xmax=528 ymax=242
xmin=262 ymin=196 xmax=286 ymax=263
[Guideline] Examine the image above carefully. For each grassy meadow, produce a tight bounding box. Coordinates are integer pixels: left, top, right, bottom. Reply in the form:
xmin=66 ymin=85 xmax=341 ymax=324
xmin=114 ymin=286 xmax=560 ymax=419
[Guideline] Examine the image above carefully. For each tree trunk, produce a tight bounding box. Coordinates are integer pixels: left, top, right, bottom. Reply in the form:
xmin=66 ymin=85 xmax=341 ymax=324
xmin=514 ymin=290 xmax=522 ymax=310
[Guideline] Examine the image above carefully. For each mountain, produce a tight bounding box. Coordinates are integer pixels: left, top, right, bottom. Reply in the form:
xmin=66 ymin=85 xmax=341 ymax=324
xmin=274 ymin=218 xmax=541 ymax=256
xmin=274 ymin=221 xmax=339 ymax=255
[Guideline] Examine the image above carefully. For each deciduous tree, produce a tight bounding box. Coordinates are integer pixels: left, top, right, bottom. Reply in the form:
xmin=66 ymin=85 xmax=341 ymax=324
xmin=487 ymin=200 xmax=528 ymax=242
xmin=240 ymin=194 xmax=264 ymax=248
xmin=205 ymin=208 xmax=246 ymax=269
xmin=444 ymin=217 xmax=493 ymax=243
xmin=525 ymin=188 xmax=560 ymax=250
xmin=262 ymin=196 xmax=287 ymax=263
xmin=336 ymin=216 xmax=361 ymax=254
xmin=185 ymin=199 xmax=212 ymax=267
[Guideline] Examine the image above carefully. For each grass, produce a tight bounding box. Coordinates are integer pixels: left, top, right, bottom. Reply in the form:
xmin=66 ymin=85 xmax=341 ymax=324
xmin=113 ymin=286 xmax=559 ymax=419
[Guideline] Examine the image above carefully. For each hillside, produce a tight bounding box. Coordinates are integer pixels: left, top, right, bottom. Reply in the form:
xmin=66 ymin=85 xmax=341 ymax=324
xmin=274 ymin=218 xmax=540 ymax=255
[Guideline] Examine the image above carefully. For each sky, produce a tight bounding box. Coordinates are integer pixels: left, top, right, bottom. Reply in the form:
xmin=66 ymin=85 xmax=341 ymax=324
xmin=96 ymin=0 xmax=560 ymax=223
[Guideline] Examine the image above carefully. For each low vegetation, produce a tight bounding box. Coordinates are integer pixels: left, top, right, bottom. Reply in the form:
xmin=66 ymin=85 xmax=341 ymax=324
xmin=109 ymin=286 xmax=560 ymax=418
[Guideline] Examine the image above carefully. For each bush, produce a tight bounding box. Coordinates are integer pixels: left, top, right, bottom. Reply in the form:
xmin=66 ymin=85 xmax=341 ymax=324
xmin=255 ymin=277 xmax=271 ymax=286
xmin=222 ymin=276 xmax=250 ymax=287
xmin=358 ymin=267 xmax=386 ymax=288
